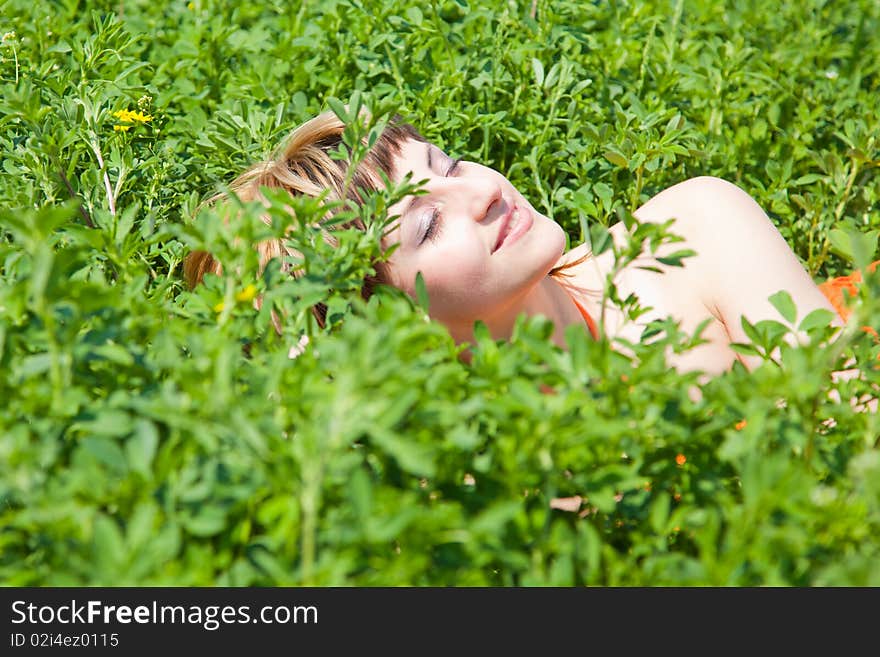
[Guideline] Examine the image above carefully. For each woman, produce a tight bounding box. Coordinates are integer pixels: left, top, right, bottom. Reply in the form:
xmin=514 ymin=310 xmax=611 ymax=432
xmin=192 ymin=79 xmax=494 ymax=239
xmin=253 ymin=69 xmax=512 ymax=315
xmin=184 ymin=110 xmax=876 ymax=403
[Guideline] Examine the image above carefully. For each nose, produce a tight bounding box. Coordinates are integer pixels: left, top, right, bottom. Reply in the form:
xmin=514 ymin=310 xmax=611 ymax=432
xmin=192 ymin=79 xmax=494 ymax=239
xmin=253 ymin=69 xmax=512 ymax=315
xmin=445 ymin=173 xmax=504 ymax=223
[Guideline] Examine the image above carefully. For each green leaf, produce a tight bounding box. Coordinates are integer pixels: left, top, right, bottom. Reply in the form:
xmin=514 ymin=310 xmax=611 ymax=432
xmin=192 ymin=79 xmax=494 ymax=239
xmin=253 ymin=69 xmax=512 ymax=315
xmin=851 ymin=231 xmax=879 ymax=273
xmin=17 ymin=353 xmax=52 ymax=378
xmin=149 ymin=524 xmax=182 ymax=564
xmin=448 ymin=425 xmax=481 ymax=449
xmin=28 ymin=246 xmax=52 ymax=306
xmin=93 ymin=342 xmax=135 ymax=367
xmin=656 ymin=249 xmax=697 ymax=267
xmin=531 ymin=57 xmax=545 ymax=87
xmin=415 ymin=271 xmax=430 ymax=311
xmin=114 ymin=204 xmax=137 ymax=246
xmin=729 ymin=342 xmax=760 ymax=356
xmin=592 ymin=182 xmax=613 ymax=207
xmin=126 ymin=419 xmax=159 ymax=477
xmin=348 ymin=467 xmax=372 ymax=521
xmin=126 ymin=501 xmax=158 ymax=550
xmin=76 ymin=410 xmax=134 ymax=438
xmin=81 ymin=437 xmax=128 ymax=471
xmin=603 ymin=149 xmax=628 ymax=168
xmin=792 ymin=173 xmax=824 ymax=185
xmin=183 ymin=507 xmax=228 ymax=537
xmin=754 ymin=319 xmax=791 ymax=347
xmin=649 ymin=493 xmax=671 ymax=533
xmin=405 ymin=6 xmax=423 ymax=24
xmin=768 ymin=290 xmax=797 ymax=324
xmin=589 ymin=223 xmax=612 ymax=256
xmin=829 ymin=228 xmax=879 ymax=271
xmin=590 ymin=488 xmax=617 ymax=514
xmin=740 ymin=315 xmax=762 ymax=347
xmin=326 ymin=96 xmax=349 ymax=123
xmin=827 ymin=229 xmax=852 ymax=261
xmin=93 ymin=515 xmax=125 ymax=567
xmin=640 ymin=322 xmax=664 ymax=341
xmin=471 ymin=501 xmax=521 ymax=535
xmin=368 ymin=427 xmax=436 ymax=477
xmin=472 ymin=320 xmax=491 ymax=343
xmin=798 ymin=308 xmax=836 ymax=333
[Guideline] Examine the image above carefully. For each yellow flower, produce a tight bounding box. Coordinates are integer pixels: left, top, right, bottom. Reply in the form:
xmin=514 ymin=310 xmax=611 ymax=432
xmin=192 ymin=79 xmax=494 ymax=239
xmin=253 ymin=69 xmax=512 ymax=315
xmin=113 ymin=124 xmax=132 ymax=132
xmin=112 ymin=108 xmax=152 ymax=123
xmin=128 ymin=110 xmax=152 ymax=123
xmin=235 ymin=284 xmax=257 ymax=303
xmin=213 ymin=301 xmax=225 ymax=313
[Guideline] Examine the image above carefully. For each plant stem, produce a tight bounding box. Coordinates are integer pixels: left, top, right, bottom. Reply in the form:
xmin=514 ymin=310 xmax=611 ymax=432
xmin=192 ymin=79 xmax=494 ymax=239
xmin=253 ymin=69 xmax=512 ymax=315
xmin=633 ymin=165 xmax=644 ymax=210
xmin=11 ymin=42 xmax=18 ymax=83
xmin=833 ymin=158 xmax=860 ymax=224
xmin=89 ymin=133 xmax=117 ymax=216
xmin=57 ymin=165 xmax=94 ymax=227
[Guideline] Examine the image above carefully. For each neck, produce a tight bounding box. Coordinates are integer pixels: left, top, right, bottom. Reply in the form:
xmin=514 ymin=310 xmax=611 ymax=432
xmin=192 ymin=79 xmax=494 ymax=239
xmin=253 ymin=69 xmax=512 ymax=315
xmin=447 ymin=276 xmax=592 ymax=351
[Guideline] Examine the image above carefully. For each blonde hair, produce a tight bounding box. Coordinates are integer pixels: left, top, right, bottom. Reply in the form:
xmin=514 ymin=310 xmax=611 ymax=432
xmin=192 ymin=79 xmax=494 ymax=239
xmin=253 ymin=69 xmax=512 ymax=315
xmin=183 ymin=110 xmax=425 ymax=329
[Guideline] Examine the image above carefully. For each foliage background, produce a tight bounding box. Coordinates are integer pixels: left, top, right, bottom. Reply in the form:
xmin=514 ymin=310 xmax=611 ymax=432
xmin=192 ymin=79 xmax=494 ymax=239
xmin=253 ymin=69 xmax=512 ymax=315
xmin=1 ymin=0 xmax=879 ymax=585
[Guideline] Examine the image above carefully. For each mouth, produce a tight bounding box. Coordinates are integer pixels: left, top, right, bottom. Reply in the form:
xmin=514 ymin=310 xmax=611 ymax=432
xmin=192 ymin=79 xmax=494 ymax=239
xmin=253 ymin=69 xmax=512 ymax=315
xmin=492 ymin=201 xmax=531 ymax=253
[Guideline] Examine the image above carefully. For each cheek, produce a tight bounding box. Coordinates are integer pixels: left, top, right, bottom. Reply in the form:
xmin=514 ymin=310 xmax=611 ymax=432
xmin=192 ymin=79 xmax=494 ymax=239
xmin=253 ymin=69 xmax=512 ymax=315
xmin=390 ymin=249 xmax=494 ymax=325
xmin=422 ymin=240 xmax=492 ymax=302
xmin=388 ymin=241 xmax=488 ymax=298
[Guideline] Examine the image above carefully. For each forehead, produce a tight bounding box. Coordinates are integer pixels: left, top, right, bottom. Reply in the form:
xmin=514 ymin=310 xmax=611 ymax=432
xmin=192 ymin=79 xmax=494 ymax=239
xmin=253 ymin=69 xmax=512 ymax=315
xmin=390 ymin=138 xmax=433 ymax=181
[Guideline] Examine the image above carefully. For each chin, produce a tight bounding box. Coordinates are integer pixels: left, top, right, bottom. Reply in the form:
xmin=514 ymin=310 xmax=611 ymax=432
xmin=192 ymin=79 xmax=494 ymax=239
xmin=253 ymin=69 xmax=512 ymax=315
xmin=542 ymin=220 xmax=568 ymax=264
xmin=516 ymin=223 xmax=567 ymax=291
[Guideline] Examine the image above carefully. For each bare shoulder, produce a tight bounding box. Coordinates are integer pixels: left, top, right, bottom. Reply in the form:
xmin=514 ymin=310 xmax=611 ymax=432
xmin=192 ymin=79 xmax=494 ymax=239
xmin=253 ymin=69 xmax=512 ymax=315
xmin=635 ymin=176 xmax=759 ymax=223
xmin=629 ymin=177 xmax=765 ymax=260
xmin=557 ymin=176 xmax=836 ymax=376
xmin=623 ymin=176 xmax=776 ymax=303
xmin=557 ymin=176 xmax=750 ymax=273
xmin=630 ymin=175 xmax=842 ymax=367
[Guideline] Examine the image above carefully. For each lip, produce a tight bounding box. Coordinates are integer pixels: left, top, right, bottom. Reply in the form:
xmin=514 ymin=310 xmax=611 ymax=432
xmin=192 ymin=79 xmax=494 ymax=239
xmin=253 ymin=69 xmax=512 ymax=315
xmin=492 ymin=202 xmax=533 ymax=253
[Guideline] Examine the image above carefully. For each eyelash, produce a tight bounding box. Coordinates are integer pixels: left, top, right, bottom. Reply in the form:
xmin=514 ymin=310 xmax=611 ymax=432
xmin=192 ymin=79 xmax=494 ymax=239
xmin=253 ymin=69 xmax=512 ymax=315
xmin=422 ymin=208 xmax=441 ymax=244
xmin=420 ymin=157 xmax=463 ymax=245
xmin=447 ymin=157 xmax=463 ymax=176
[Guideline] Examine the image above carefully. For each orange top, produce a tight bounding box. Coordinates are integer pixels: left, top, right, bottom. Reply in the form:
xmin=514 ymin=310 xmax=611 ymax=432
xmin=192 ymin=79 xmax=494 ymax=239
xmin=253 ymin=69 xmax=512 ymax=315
xmin=817 ymin=260 xmax=880 ymax=338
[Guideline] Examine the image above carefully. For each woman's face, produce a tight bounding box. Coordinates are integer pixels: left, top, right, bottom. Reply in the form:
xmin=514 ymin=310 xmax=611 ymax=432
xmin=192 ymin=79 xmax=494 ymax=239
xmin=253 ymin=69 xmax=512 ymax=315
xmin=383 ymin=139 xmax=566 ymax=332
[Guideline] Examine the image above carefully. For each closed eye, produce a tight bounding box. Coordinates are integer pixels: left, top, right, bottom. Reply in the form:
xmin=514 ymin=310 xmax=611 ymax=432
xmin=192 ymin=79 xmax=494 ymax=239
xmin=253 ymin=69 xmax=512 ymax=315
xmin=418 ymin=158 xmax=461 ymax=245
xmin=420 ymin=208 xmax=441 ymax=244
xmin=446 ymin=157 xmax=463 ymax=176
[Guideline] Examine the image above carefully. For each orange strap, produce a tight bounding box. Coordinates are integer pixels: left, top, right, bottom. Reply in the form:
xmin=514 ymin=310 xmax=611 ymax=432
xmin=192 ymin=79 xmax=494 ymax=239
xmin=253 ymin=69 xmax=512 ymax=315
xmin=569 ymin=295 xmax=600 ymax=341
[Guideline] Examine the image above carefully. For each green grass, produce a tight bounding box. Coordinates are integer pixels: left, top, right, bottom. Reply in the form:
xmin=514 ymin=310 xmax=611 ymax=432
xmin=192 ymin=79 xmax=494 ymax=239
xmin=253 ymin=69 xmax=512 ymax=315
xmin=1 ymin=0 xmax=879 ymax=585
